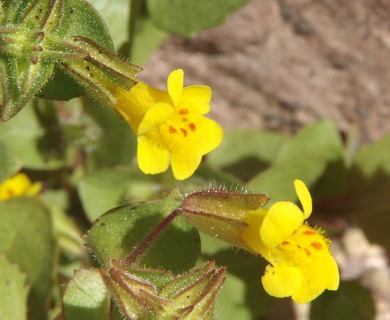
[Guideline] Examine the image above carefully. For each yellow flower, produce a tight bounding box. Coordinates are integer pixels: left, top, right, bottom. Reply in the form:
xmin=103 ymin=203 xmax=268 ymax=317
xmin=114 ymin=69 xmax=223 ymax=180
xmin=240 ymin=180 xmax=339 ymax=303
xmin=0 ymin=173 xmax=42 ymax=201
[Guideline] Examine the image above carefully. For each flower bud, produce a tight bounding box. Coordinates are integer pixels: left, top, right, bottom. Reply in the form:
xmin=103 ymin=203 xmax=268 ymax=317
xmin=180 ymin=188 xmax=269 ymax=249
xmin=101 ymin=259 xmax=226 ymax=319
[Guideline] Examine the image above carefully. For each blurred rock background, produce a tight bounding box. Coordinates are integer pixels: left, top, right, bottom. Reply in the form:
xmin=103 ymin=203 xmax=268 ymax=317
xmin=140 ymin=0 xmax=390 ymax=143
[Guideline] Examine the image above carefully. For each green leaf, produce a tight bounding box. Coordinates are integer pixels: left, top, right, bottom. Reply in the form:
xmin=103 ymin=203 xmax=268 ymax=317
xmin=51 ymin=206 xmax=84 ymax=258
xmin=79 ymin=167 xmax=165 ymax=222
xmin=201 ymin=234 xmax=276 ymax=319
xmin=248 ymin=120 xmax=346 ymax=204
xmin=88 ymin=0 xmax=130 ymax=49
xmin=63 ymin=269 xmax=110 ymax=320
xmin=276 ymin=120 xmax=343 ymax=164
xmin=126 ymin=15 xmax=167 ymax=66
xmin=39 ymin=0 xmax=116 ymax=101
xmin=326 ymin=133 xmax=390 ymax=249
xmin=0 ymin=100 xmax=67 ymax=169
xmin=38 ymin=66 xmax=85 ymax=101
xmin=311 ymin=280 xmax=375 ymax=320
xmin=248 ymin=159 xmax=327 ymax=204
xmin=78 ymin=167 xmax=134 ymax=222
xmin=0 ymin=141 xmax=20 ymax=183
xmin=83 ymin=97 xmax=137 ymax=169
xmin=146 ymin=0 xmax=250 ymax=37
xmin=207 ymin=129 xmax=287 ymax=181
xmin=350 ymin=133 xmax=390 ymax=181
xmin=0 ymin=197 xmax=54 ymax=320
xmin=86 ymin=190 xmax=200 ymax=274
xmin=0 ymin=255 xmax=29 ymax=320
xmin=66 ymin=0 xmax=114 ymax=50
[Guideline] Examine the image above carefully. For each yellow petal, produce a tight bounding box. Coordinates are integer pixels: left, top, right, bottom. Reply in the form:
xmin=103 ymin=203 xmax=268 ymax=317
xmin=292 ymin=255 xmax=339 ymax=303
xmin=25 ymin=182 xmax=42 ymax=196
xmin=138 ymin=103 xmax=174 ymax=136
xmin=137 ymin=136 xmax=170 ymax=175
xmin=182 ymin=85 xmax=212 ymax=114
xmin=171 ymin=149 xmax=202 ymax=180
xmin=168 ymin=116 xmax=222 ymax=179
xmin=260 ymin=201 xmax=304 ymax=248
xmin=294 ymin=179 xmax=312 ymax=219
xmin=240 ymin=210 xmax=269 ymax=257
xmin=0 ymin=173 xmax=40 ymax=200
xmin=167 ymin=69 xmax=184 ymax=106
xmin=325 ymin=256 xmax=340 ymax=290
xmin=195 ymin=117 xmax=224 ymax=155
xmin=114 ymin=83 xmax=170 ymax=132
xmin=262 ymin=264 xmax=303 ymax=298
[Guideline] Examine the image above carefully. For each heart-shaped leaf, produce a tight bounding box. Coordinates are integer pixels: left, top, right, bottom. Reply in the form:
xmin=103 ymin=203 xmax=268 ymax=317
xmin=86 ymin=190 xmax=200 ymax=274
xmin=0 ymin=197 xmax=54 ymax=320
xmin=0 ymin=255 xmax=29 ymax=320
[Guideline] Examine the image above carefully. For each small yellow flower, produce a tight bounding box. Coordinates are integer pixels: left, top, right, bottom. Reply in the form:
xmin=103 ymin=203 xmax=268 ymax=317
xmin=0 ymin=173 xmax=42 ymax=201
xmin=241 ymin=180 xmax=339 ymax=303
xmin=114 ymin=69 xmax=223 ymax=180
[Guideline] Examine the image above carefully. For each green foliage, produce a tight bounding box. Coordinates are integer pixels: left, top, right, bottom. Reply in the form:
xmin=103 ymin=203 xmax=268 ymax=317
xmin=78 ymin=168 xmax=134 ymax=221
xmin=200 ymin=234 xmax=275 ymax=319
xmin=0 ymin=0 xmax=138 ymax=120
xmin=0 ymin=100 xmax=69 ymax=169
xmin=208 ymin=129 xmax=287 ymax=182
xmin=86 ymin=190 xmax=200 ymax=273
xmin=88 ymin=0 xmax=130 ymax=49
xmin=0 ymin=0 xmax=388 ymax=319
xmin=0 ymin=255 xmax=29 ymax=320
xmin=0 ymin=141 xmax=20 ymax=183
xmin=248 ymin=120 xmax=346 ymax=203
xmin=322 ymin=133 xmax=390 ymax=249
xmin=0 ymin=197 xmax=54 ymax=319
xmin=82 ymin=99 xmax=137 ymax=169
xmin=311 ymin=280 xmax=375 ymax=320
xmin=99 ymin=260 xmax=225 ymax=319
xmin=147 ymin=0 xmax=250 ymax=37
xmin=63 ymin=269 xmax=110 ymax=320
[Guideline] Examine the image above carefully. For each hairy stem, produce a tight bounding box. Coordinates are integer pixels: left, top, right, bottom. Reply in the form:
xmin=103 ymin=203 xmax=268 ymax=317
xmin=122 ymin=209 xmax=182 ymax=267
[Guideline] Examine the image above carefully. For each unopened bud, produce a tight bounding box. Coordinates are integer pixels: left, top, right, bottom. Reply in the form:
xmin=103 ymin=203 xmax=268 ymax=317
xmin=180 ymin=189 xmax=269 ymax=249
xmin=101 ymin=259 xmax=226 ymax=319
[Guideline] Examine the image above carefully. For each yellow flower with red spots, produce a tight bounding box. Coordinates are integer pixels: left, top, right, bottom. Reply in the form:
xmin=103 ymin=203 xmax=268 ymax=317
xmin=241 ymin=180 xmax=339 ymax=303
xmin=114 ymin=69 xmax=223 ymax=180
xmin=0 ymin=173 xmax=42 ymax=201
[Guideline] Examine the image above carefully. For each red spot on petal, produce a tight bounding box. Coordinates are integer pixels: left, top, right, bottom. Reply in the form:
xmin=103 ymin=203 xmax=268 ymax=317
xmin=181 ymin=128 xmax=188 ymax=137
xmin=169 ymin=126 xmax=177 ymax=134
xmin=7 ymin=189 xmax=14 ymax=197
xmin=182 ymin=117 xmax=188 ymax=122
xmin=189 ymin=123 xmax=196 ymax=131
xmin=282 ymin=241 xmax=290 ymax=246
xmin=304 ymin=248 xmax=311 ymax=256
xmin=303 ymin=230 xmax=316 ymax=235
xmin=179 ymin=109 xmax=189 ymax=115
xmin=311 ymin=242 xmax=322 ymax=250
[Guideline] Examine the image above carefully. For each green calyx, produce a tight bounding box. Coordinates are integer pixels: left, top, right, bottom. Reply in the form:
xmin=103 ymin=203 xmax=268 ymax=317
xmin=0 ymin=0 xmax=139 ymax=121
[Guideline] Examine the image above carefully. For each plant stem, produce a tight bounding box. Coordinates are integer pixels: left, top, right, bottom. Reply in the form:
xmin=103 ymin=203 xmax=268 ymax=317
xmin=121 ymin=209 xmax=182 ymax=267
